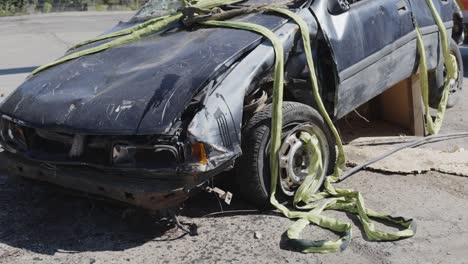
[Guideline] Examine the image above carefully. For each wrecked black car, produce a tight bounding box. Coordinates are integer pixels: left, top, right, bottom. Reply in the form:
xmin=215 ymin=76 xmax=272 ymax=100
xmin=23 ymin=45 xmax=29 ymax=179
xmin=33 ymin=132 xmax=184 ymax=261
xmin=0 ymin=0 xmax=464 ymax=210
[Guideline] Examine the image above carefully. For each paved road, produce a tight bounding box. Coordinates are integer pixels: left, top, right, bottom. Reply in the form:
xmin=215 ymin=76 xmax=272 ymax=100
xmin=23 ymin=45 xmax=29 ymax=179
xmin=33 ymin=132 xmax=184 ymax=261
xmin=0 ymin=12 xmax=468 ymax=264
xmin=0 ymin=11 xmax=133 ymax=102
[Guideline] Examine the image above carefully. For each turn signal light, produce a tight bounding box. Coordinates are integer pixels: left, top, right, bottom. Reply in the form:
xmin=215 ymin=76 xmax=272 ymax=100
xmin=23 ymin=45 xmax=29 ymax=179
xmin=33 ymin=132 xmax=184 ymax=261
xmin=191 ymin=142 xmax=207 ymax=165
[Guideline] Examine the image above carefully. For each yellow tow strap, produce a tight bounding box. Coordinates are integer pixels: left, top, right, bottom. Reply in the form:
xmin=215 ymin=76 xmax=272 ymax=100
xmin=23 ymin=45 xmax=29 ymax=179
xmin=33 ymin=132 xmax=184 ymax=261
xmin=262 ymin=8 xmax=414 ymax=253
xmin=28 ymin=0 xmax=458 ymax=253
xmin=417 ymin=0 xmax=458 ymax=135
xmin=30 ymin=0 xmax=245 ymax=76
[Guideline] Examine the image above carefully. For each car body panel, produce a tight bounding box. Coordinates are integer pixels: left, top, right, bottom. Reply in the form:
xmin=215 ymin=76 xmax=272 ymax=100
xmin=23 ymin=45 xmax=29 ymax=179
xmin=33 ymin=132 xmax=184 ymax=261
xmin=187 ymin=9 xmax=316 ymax=166
xmin=0 ymin=13 xmax=286 ymax=135
xmin=311 ymin=0 xmax=454 ymax=118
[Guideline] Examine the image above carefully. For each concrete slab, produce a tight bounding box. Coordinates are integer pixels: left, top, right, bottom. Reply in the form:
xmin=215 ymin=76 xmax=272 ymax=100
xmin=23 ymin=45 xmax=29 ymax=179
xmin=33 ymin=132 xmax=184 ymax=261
xmin=345 ymin=141 xmax=468 ymax=176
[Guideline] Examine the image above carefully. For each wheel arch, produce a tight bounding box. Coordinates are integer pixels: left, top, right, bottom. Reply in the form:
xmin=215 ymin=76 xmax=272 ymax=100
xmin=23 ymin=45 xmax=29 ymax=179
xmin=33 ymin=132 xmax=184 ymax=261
xmin=186 ymin=10 xmax=327 ymax=160
xmin=284 ymin=28 xmax=339 ymax=118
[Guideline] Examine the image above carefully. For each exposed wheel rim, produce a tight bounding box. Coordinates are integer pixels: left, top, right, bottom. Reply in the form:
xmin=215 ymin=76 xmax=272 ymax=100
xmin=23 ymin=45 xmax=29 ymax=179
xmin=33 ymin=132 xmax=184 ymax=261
xmin=277 ymin=124 xmax=330 ymax=197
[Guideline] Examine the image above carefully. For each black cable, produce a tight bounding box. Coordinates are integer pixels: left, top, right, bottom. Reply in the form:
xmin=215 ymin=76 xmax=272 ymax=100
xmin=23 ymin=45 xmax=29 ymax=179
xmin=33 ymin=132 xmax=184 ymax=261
xmin=170 ymin=210 xmax=198 ymax=236
xmin=339 ymin=132 xmax=468 ymax=182
xmin=202 ymin=209 xmax=260 ymax=218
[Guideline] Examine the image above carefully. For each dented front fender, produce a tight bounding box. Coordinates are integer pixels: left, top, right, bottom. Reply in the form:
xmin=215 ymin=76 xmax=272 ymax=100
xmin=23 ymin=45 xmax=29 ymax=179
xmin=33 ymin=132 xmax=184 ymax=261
xmin=186 ymin=10 xmax=318 ymax=168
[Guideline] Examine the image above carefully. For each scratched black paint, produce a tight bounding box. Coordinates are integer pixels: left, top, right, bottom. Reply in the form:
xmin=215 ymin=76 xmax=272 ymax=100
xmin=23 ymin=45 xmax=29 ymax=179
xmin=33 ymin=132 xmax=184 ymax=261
xmin=0 ymin=13 xmax=285 ymax=135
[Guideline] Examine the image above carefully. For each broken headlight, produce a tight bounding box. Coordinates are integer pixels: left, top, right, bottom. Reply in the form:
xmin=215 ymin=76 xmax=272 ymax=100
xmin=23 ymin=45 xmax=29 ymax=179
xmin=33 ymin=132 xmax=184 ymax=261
xmin=111 ymin=143 xmax=180 ymax=168
xmin=0 ymin=117 xmax=27 ymax=152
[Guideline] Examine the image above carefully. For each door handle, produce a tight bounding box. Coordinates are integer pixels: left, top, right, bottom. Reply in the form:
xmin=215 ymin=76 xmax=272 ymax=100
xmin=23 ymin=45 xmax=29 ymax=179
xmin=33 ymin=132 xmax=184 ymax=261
xmin=396 ymin=0 xmax=408 ymax=15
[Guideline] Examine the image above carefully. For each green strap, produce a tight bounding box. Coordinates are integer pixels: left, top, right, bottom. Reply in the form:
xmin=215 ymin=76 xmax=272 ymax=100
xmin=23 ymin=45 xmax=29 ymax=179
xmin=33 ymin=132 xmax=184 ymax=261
xmin=265 ymin=9 xmax=415 ymax=253
xmin=30 ymin=0 xmax=244 ymax=76
xmin=204 ymin=9 xmax=416 ymax=253
xmin=199 ymin=22 xmax=285 ymax=217
xmin=268 ymin=8 xmax=346 ymax=180
xmin=30 ymin=14 xmax=182 ymax=76
xmin=416 ymin=0 xmax=458 ymax=135
xmin=66 ymin=0 xmax=244 ymax=51
xmin=67 ymin=15 xmax=172 ymax=52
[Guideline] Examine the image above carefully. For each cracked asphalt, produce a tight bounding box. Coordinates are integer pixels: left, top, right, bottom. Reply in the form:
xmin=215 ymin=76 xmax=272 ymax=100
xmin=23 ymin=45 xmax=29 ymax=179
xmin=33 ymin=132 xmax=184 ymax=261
xmin=1 ymin=11 xmax=468 ymax=264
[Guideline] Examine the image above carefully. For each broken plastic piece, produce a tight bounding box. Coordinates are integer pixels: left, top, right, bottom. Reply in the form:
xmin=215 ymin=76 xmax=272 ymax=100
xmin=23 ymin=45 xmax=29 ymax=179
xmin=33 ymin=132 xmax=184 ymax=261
xmin=205 ymin=186 xmax=233 ymax=205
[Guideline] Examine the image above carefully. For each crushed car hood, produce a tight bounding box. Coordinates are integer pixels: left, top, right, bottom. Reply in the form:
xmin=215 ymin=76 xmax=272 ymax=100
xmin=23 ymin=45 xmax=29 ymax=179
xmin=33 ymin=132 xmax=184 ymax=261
xmin=0 ymin=14 xmax=284 ymax=135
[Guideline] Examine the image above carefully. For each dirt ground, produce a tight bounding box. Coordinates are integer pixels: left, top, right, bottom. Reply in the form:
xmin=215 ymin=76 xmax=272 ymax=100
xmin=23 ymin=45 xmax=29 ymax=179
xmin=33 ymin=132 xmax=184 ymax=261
xmin=1 ymin=12 xmax=468 ymax=264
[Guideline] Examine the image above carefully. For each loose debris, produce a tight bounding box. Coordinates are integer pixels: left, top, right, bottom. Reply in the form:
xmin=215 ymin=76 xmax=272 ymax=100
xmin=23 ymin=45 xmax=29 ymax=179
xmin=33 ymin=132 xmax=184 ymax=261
xmin=254 ymin=231 xmax=262 ymax=239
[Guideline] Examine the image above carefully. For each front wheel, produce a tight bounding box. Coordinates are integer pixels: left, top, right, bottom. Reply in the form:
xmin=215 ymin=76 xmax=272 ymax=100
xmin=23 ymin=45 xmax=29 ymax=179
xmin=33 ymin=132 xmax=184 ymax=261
xmin=235 ymin=102 xmax=337 ymax=209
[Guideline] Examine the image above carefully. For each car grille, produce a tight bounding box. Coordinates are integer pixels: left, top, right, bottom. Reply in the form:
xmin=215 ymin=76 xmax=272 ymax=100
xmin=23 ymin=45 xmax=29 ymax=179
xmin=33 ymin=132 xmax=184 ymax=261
xmin=0 ymin=117 xmax=181 ymax=168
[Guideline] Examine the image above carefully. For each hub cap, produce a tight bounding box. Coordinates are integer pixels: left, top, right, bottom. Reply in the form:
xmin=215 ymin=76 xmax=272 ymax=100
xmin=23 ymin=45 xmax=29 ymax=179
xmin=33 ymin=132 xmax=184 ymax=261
xmin=278 ymin=125 xmax=328 ymax=196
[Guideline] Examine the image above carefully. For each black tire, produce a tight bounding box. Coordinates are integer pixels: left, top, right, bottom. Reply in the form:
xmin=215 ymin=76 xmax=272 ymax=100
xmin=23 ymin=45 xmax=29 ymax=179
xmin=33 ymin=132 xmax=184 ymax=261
xmin=235 ymin=102 xmax=337 ymax=209
xmin=429 ymin=38 xmax=463 ymax=109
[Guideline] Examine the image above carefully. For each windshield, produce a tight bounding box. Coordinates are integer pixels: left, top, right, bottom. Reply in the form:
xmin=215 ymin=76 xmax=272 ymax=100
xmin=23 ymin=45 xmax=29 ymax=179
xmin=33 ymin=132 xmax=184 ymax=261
xmin=133 ymin=0 xmax=304 ymax=20
xmin=134 ymin=0 xmax=183 ymax=20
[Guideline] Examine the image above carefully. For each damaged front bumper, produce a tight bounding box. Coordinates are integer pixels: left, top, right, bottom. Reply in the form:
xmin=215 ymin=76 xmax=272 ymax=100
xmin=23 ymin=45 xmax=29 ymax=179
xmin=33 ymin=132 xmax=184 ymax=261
xmin=5 ymin=152 xmax=236 ymax=211
xmin=0 ymin=116 xmax=238 ymax=211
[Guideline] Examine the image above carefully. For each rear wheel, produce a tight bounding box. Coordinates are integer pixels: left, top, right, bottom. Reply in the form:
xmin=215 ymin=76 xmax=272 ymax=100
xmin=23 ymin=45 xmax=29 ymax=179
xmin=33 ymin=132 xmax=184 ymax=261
xmin=429 ymin=38 xmax=463 ymax=109
xmin=235 ymin=102 xmax=336 ymax=209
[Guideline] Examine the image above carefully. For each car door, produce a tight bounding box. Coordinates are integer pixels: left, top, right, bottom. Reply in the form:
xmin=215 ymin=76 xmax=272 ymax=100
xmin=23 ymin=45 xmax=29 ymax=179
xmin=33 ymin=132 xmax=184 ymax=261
xmin=311 ymin=0 xmax=415 ymax=118
xmin=409 ymin=0 xmax=455 ymax=71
